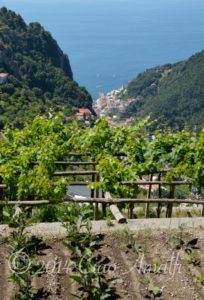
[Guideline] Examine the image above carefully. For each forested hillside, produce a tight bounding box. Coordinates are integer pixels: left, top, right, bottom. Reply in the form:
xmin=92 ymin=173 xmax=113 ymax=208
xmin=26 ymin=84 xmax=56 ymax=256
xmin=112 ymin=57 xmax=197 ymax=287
xmin=122 ymin=51 xmax=204 ymax=130
xmin=0 ymin=7 xmax=93 ymax=128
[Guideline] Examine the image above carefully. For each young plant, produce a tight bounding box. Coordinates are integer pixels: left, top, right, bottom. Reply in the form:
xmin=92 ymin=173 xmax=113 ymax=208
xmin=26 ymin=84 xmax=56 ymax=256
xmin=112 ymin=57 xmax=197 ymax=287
xmin=63 ymin=203 xmax=115 ymax=299
xmin=143 ymin=278 xmax=162 ymax=299
xmin=7 ymin=206 xmax=39 ymax=300
xmin=152 ymin=258 xmax=162 ymax=275
xmin=196 ymin=273 xmax=204 ymax=286
xmin=173 ymin=223 xmax=187 ymax=249
xmin=185 ymin=251 xmax=201 ymax=267
xmin=147 ymin=282 xmax=162 ymax=298
xmin=173 ymin=224 xmax=199 ymax=252
xmin=106 ymin=217 xmax=114 ymax=227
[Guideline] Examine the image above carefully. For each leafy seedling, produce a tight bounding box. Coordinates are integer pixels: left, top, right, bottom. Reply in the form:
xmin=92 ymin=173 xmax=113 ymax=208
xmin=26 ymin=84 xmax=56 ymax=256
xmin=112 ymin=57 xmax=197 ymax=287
xmin=185 ymin=251 xmax=201 ymax=267
xmin=146 ymin=282 xmax=162 ymax=299
xmin=185 ymin=238 xmax=199 ymax=253
xmin=130 ymin=243 xmax=143 ymax=255
xmin=174 ymin=225 xmax=199 ymax=252
xmin=197 ymin=273 xmax=204 ymax=286
xmin=106 ymin=217 xmax=114 ymax=227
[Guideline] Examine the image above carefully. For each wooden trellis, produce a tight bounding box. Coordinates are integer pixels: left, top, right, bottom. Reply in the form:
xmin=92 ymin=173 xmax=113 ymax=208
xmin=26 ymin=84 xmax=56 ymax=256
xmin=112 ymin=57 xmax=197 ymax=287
xmin=0 ymin=157 xmax=204 ymax=222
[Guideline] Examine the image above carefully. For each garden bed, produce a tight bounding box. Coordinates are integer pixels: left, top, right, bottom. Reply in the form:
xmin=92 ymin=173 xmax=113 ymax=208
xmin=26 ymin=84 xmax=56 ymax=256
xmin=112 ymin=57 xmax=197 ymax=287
xmin=0 ymin=226 xmax=204 ymax=299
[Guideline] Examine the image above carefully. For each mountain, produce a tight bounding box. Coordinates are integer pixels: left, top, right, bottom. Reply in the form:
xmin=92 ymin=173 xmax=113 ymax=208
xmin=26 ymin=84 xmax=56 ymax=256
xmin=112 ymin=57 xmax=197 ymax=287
xmin=0 ymin=7 xmax=93 ymax=129
xmin=122 ymin=50 xmax=204 ymax=130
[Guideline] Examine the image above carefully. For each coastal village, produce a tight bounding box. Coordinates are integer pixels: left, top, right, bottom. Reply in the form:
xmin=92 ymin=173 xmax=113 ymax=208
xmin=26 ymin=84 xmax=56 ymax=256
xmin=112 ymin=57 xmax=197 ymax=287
xmin=75 ymin=87 xmax=136 ymax=126
xmin=92 ymin=87 xmax=136 ymax=125
xmin=0 ymin=71 xmax=135 ymax=126
xmin=0 ymin=73 xmax=135 ymax=126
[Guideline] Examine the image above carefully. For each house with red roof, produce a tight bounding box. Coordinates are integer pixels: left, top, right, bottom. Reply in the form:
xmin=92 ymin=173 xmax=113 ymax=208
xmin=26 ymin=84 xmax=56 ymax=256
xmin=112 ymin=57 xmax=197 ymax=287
xmin=75 ymin=108 xmax=95 ymax=124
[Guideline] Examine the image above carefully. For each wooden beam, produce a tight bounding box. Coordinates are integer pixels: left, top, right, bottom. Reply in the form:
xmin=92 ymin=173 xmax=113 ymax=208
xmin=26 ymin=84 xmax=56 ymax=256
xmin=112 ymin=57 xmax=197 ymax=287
xmin=0 ymin=197 xmax=204 ymax=206
xmin=54 ymin=161 xmax=97 ymax=166
xmin=0 ymin=187 xmax=3 ymax=222
xmin=54 ymin=171 xmax=98 ymax=176
xmin=102 ymin=190 xmax=106 ymax=217
xmin=110 ymin=205 xmax=127 ymax=223
xmin=105 ymin=192 xmax=127 ymax=223
xmin=64 ymin=153 xmax=89 ymax=157
xmin=62 ymin=197 xmax=204 ymax=205
xmin=145 ymin=174 xmax=153 ymax=218
xmin=157 ymin=173 xmax=162 ymax=218
xmin=121 ymin=181 xmax=188 ymax=186
xmin=70 ymin=182 xmax=90 ymax=186
xmin=94 ymin=172 xmax=100 ymax=220
xmin=65 ymin=152 xmax=126 ymax=157
xmin=31 ymin=161 xmax=97 ymax=166
xmin=0 ymin=200 xmax=53 ymax=206
xmin=166 ymin=184 xmax=175 ymax=218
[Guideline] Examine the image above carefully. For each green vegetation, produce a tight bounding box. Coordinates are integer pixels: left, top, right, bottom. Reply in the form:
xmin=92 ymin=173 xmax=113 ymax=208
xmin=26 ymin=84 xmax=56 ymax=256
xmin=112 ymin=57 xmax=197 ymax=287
xmin=63 ymin=204 xmax=115 ymax=299
xmin=0 ymin=7 xmax=93 ymax=129
xmin=0 ymin=116 xmax=70 ymax=201
xmin=0 ymin=115 xmax=204 ymax=232
xmin=8 ymin=207 xmax=39 ymax=299
xmin=122 ymin=51 xmax=204 ymax=130
xmin=1 ymin=7 xmax=204 ymax=299
xmin=196 ymin=273 xmax=204 ymax=286
xmin=1 ymin=115 xmax=204 ymax=206
xmin=0 ymin=115 xmax=203 ymax=297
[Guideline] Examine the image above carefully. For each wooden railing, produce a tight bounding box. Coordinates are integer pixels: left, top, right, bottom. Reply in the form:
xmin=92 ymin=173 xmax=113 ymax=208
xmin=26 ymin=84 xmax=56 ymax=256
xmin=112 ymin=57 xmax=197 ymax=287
xmin=0 ymin=159 xmax=204 ymax=222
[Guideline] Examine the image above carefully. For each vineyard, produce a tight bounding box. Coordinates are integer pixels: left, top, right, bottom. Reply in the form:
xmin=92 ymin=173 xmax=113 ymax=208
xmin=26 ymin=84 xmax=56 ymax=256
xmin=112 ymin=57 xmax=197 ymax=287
xmin=0 ymin=116 xmax=204 ymax=299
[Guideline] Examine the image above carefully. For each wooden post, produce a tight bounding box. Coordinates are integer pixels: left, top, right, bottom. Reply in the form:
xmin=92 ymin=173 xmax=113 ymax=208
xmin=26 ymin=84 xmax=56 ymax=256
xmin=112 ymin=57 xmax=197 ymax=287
xmin=91 ymin=163 xmax=96 ymax=198
xmin=157 ymin=173 xmax=162 ymax=218
xmin=91 ymin=174 xmax=95 ymax=198
xmin=94 ymin=170 xmax=99 ymax=220
xmin=102 ymin=190 xmax=106 ymax=217
xmin=0 ymin=187 xmax=3 ymax=223
xmin=129 ymin=203 xmax=134 ymax=219
xmin=166 ymin=184 xmax=175 ymax=218
xmin=202 ymin=205 xmax=204 ymax=217
xmin=145 ymin=174 xmax=153 ymax=218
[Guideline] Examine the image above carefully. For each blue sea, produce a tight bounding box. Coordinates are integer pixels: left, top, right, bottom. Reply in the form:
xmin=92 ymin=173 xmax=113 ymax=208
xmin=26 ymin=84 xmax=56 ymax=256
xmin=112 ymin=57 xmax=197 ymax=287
xmin=1 ymin=0 xmax=204 ymax=99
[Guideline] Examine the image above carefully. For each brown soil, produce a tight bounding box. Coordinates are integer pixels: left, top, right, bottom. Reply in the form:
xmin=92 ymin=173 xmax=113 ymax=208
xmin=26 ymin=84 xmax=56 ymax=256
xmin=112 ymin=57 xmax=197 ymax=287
xmin=0 ymin=227 xmax=204 ymax=300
